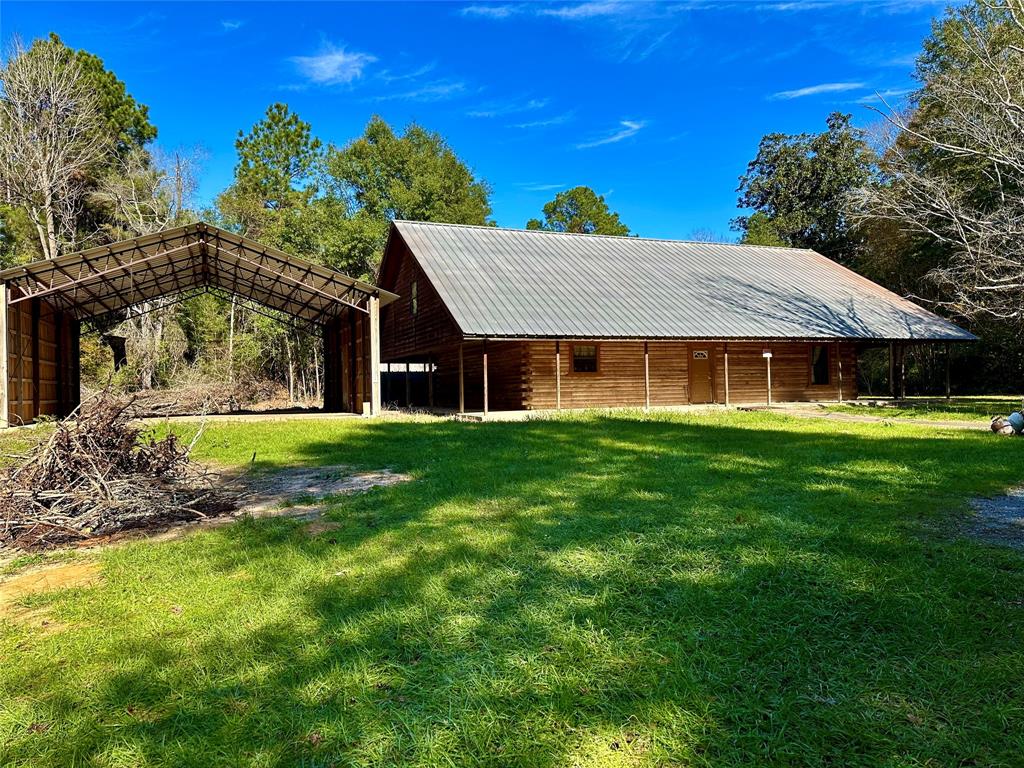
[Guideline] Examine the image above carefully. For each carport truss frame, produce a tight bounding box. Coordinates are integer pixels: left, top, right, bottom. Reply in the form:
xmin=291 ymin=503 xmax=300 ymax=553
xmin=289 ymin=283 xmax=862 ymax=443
xmin=0 ymin=222 xmax=397 ymax=426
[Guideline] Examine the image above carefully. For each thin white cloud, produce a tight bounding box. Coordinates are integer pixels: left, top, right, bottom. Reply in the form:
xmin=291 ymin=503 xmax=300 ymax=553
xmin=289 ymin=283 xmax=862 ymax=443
xmin=855 ymin=87 xmax=914 ymax=104
xmin=290 ymin=43 xmax=377 ymax=86
xmin=378 ymin=63 xmax=437 ymax=84
xmin=514 ymin=112 xmax=575 ymax=129
xmin=520 ymin=182 xmax=566 ymax=192
xmin=540 ymin=1 xmax=629 ymax=19
xmin=769 ymin=81 xmax=866 ymax=100
xmin=460 ymin=4 xmax=522 ymax=18
xmin=576 ymin=119 xmax=647 ymax=149
xmin=468 ymin=98 xmax=548 ymax=118
xmin=221 ymin=19 xmax=244 ymax=31
xmin=373 ymin=80 xmax=467 ymax=102
xmin=756 ymin=0 xmax=939 ymax=11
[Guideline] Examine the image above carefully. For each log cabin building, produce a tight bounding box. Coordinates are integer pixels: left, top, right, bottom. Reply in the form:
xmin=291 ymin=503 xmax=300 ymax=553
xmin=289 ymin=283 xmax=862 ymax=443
xmin=378 ymin=220 xmax=975 ymax=414
xmin=1 ymin=220 xmax=975 ymax=426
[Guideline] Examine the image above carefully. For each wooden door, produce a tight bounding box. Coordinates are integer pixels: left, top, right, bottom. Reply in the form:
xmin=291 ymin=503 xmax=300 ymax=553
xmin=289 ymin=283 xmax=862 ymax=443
xmin=689 ymin=348 xmax=713 ymax=403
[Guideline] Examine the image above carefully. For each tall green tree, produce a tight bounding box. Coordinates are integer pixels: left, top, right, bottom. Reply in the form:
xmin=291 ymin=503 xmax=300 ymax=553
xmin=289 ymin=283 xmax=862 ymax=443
xmin=217 ymin=103 xmax=325 ymax=244
xmin=734 ymin=112 xmax=876 ymax=264
xmin=526 ymin=186 xmax=629 ymax=235
xmin=326 ymin=116 xmax=492 ymax=276
xmin=62 ymin=33 xmax=156 ymax=156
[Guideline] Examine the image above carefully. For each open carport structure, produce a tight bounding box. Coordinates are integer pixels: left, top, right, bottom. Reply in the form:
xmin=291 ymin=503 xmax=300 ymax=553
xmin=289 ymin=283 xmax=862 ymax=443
xmin=0 ymin=222 xmax=397 ymax=427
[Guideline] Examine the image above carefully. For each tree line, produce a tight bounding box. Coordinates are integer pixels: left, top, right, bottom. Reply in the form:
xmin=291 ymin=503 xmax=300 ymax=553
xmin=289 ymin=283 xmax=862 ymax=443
xmin=1 ymin=0 xmax=1021 ymax=400
xmin=734 ymin=0 xmax=1024 ymax=394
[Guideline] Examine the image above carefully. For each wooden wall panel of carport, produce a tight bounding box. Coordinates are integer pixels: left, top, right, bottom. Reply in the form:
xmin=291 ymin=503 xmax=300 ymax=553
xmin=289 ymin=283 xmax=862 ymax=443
xmin=1 ymin=285 xmax=79 ymax=428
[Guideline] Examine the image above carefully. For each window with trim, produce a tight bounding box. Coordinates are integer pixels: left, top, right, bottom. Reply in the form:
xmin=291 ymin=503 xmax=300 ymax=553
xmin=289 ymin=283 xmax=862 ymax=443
xmin=572 ymin=344 xmax=598 ymax=373
xmin=411 ymin=280 xmax=418 ymax=315
xmin=810 ymin=344 xmax=830 ymax=385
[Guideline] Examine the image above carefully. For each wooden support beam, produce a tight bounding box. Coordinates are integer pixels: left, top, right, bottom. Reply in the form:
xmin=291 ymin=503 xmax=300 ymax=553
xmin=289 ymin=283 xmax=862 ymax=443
xmin=368 ymin=294 xmax=381 ymax=416
xmin=899 ymin=344 xmax=907 ymax=400
xmin=555 ymin=340 xmax=561 ymax=411
xmin=889 ymin=342 xmax=896 ymax=398
xmin=766 ymin=350 xmax=773 ymax=406
xmin=836 ymin=342 xmax=843 ymax=402
xmin=405 ymin=361 xmax=411 ymax=408
xmin=482 ymin=339 xmax=489 ymax=418
xmin=458 ymin=342 xmax=465 ymax=414
xmin=643 ymin=340 xmax=650 ymax=411
xmin=15 ymin=289 xmax=24 ymax=423
xmin=945 ymin=342 xmax=951 ymax=400
xmin=0 ymin=283 xmax=8 ymax=428
xmin=724 ymin=343 xmax=730 ymax=407
xmin=31 ymin=298 xmax=39 ymax=418
xmin=428 ymin=356 xmax=434 ymax=409
xmin=55 ymin=310 xmax=64 ymax=417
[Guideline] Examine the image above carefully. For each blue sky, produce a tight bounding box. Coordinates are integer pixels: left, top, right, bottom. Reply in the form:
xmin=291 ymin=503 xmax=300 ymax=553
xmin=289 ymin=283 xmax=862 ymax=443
xmin=3 ymin=0 xmax=947 ymax=239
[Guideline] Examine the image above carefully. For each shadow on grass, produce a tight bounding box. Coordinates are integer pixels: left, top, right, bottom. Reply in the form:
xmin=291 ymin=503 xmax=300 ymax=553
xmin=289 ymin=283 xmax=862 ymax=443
xmin=3 ymin=413 xmax=1023 ymax=766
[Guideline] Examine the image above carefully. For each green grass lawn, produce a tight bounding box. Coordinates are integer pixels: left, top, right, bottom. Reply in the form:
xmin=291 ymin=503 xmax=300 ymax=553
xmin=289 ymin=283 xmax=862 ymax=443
xmin=824 ymin=396 xmax=1024 ymax=422
xmin=2 ymin=411 xmax=1023 ymax=767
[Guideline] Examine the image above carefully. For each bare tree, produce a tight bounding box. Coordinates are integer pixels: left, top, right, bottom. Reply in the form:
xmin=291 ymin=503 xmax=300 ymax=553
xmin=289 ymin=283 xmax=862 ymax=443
xmin=852 ymin=0 xmax=1024 ymax=321
xmin=0 ymin=37 xmax=109 ymax=259
xmin=91 ymin=146 xmax=206 ymax=389
xmin=92 ymin=144 xmax=205 ymax=238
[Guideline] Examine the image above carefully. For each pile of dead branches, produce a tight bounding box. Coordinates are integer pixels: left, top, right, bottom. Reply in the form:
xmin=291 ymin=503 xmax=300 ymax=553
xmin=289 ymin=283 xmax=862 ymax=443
xmin=121 ymin=380 xmax=284 ymax=418
xmin=0 ymin=394 xmax=240 ymax=549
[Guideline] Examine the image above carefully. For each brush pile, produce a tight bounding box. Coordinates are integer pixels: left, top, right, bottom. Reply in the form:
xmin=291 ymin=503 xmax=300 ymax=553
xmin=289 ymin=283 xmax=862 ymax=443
xmin=0 ymin=394 xmax=240 ymax=549
xmin=103 ymin=379 xmax=286 ymax=418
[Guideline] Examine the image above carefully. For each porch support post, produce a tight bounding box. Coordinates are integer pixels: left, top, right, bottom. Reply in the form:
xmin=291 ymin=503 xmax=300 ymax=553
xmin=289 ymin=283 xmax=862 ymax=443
xmin=482 ymin=339 xmax=489 ymax=417
xmin=31 ymin=298 xmax=39 ymax=417
xmin=836 ymin=342 xmax=843 ymax=402
xmin=899 ymin=344 xmax=907 ymax=400
xmin=724 ymin=343 xmax=730 ymax=407
xmin=945 ymin=342 xmax=951 ymax=400
xmin=368 ymin=294 xmax=381 ymax=416
xmin=405 ymin=361 xmax=411 ymax=408
xmin=889 ymin=342 xmax=896 ymax=398
xmin=0 ymin=283 xmax=8 ymax=428
xmin=458 ymin=342 xmax=465 ymax=414
xmin=766 ymin=350 xmax=772 ymax=406
xmin=643 ymin=340 xmax=650 ymax=411
xmin=555 ymin=340 xmax=561 ymax=411
xmin=428 ymin=355 xmax=434 ymax=408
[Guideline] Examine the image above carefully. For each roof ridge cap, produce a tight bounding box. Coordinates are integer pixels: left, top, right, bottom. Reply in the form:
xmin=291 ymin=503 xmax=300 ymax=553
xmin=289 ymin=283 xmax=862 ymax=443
xmin=393 ymin=219 xmax=817 ymax=253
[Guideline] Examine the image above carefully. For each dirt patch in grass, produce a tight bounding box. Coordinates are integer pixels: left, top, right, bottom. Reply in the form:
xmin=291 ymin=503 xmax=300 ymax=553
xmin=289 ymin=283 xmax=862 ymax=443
xmin=0 ymin=560 xmax=101 ymax=621
xmin=964 ymin=487 xmax=1024 ymax=551
xmin=302 ymin=520 xmax=344 ymax=537
xmin=238 ymin=466 xmax=412 ymax=521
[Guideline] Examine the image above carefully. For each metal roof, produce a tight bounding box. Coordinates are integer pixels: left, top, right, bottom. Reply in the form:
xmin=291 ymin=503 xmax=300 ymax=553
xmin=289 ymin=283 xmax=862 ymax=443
xmin=391 ymin=220 xmax=975 ymax=342
xmin=0 ymin=222 xmax=397 ymax=323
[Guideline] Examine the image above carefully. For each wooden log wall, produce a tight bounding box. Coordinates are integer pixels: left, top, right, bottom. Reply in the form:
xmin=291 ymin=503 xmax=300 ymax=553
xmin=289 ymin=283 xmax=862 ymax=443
xmin=4 ymin=285 xmax=80 ymax=425
xmin=322 ymin=308 xmax=373 ymax=413
xmin=716 ymin=342 xmax=856 ymax=404
xmin=379 ymin=237 xmax=462 ymax=361
xmin=426 ymin=340 xmax=525 ymax=411
xmin=520 ymin=340 xmax=858 ymax=410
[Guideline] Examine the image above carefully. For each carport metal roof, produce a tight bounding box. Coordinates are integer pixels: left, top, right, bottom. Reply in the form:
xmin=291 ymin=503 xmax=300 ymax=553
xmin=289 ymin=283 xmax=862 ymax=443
xmin=0 ymin=222 xmax=397 ymax=323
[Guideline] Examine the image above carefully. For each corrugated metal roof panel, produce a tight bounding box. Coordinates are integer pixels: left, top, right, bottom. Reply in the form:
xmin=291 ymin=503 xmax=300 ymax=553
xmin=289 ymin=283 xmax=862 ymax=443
xmin=392 ymin=220 xmax=976 ymax=342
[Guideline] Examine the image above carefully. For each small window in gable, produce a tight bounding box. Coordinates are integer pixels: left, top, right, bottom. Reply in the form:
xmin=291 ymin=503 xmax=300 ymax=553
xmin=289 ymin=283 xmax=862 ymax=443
xmin=572 ymin=344 xmax=598 ymax=373
xmin=411 ymin=280 xmax=418 ymax=315
xmin=811 ymin=344 xmax=830 ymax=385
